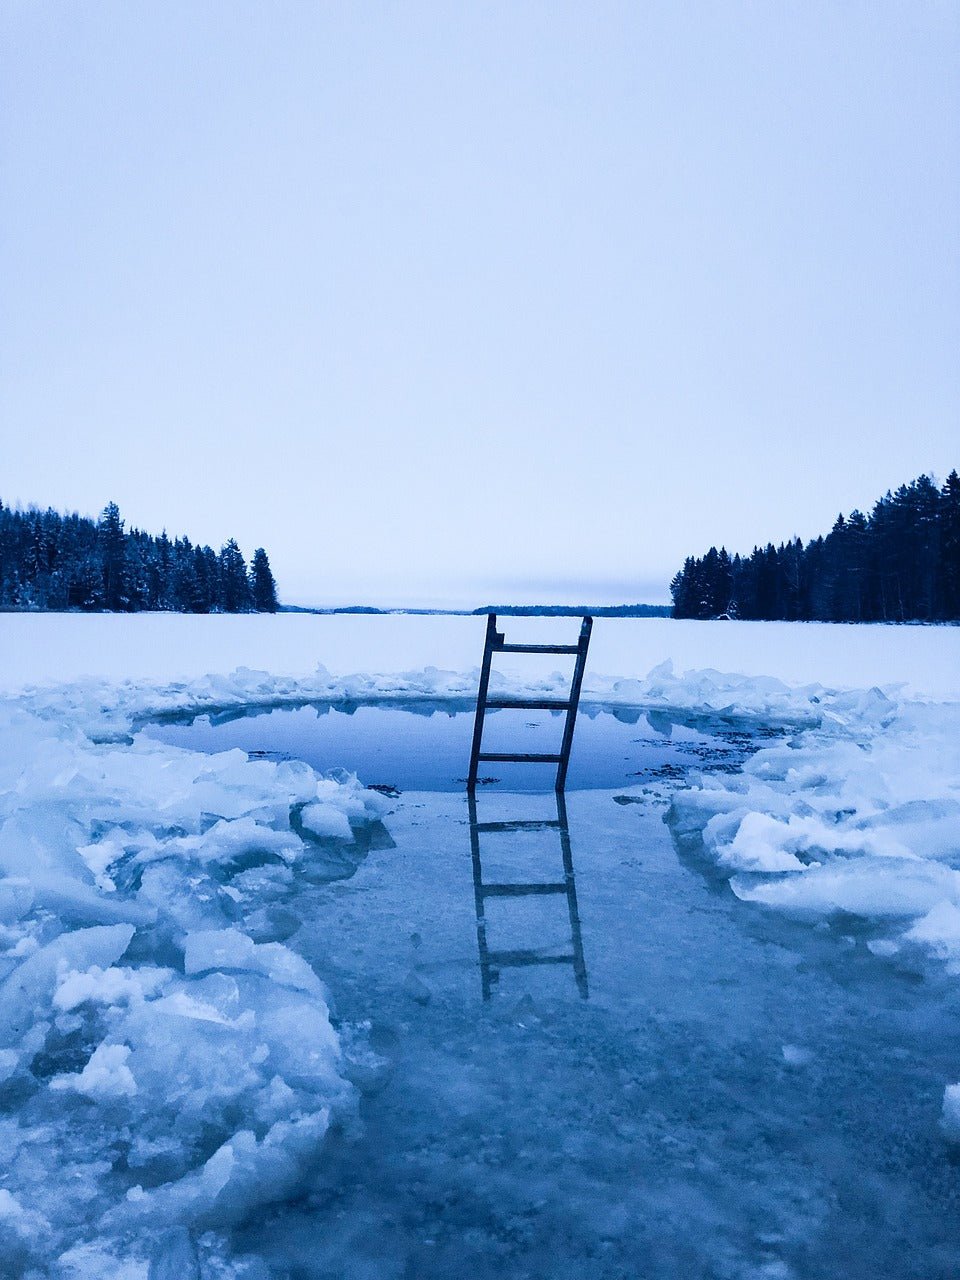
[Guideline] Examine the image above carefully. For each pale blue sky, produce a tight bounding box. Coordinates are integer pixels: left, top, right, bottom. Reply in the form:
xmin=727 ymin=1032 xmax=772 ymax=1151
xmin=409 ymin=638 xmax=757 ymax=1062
xmin=2 ymin=2 xmax=958 ymax=606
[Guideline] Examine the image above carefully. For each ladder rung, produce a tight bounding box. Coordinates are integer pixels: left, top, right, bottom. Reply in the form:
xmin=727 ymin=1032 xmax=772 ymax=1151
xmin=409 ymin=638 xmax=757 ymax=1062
xmin=487 ymin=950 xmax=576 ymax=967
xmin=494 ymin=643 xmax=580 ymax=654
xmin=475 ymin=820 xmax=562 ymax=833
xmin=481 ymin=882 xmax=567 ymax=897
xmin=477 ymin=752 xmax=563 ymax=763
xmin=484 ymin=697 xmax=572 ymax=711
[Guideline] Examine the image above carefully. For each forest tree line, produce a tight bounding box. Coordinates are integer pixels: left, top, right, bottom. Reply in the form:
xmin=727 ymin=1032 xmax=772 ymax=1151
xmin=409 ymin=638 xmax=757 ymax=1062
xmin=671 ymin=472 xmax=960 ymax=623
xmin=0 ymin=500 xmax=279 ymax=613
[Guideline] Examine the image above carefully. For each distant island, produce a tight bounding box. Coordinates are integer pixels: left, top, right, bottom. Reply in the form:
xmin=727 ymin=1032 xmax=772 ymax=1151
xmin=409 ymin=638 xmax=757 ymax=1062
xmin=0 ymin=500 xmax=278 ymax=613
xmin=671 ymin=471 xmax=960 ymax=623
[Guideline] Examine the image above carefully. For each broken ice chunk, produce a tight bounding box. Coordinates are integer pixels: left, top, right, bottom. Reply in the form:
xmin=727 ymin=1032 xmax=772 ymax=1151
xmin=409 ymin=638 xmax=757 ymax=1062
xmin=50 ymin=1041 xmax=137 ymax=1100
xmin=183 ymin=929 xmax=325 ymax=997
xmin=0 ymin=924 xmax=135 ymax=1048
xmin=300 ymin=802 xmax=353 ymax=841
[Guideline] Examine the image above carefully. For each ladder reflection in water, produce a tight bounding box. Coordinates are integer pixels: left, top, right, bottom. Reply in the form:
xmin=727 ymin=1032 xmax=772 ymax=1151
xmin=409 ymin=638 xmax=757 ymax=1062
xmin=467 ymin=789 xmax=589 ymax=1001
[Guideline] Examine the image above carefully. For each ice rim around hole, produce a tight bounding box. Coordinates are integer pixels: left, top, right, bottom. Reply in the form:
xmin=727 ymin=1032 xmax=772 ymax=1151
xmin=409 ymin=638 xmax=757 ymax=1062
xmin=1 ymin=655 xmax=959 ymax=1275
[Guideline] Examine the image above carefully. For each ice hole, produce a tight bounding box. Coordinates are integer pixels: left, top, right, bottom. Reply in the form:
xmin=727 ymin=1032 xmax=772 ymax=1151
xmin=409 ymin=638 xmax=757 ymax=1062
xmin=141 ymin=698 xmax=761 ymax=794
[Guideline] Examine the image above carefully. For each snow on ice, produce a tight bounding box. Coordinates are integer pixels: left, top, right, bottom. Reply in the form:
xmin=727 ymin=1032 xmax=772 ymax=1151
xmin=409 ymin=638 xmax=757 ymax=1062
xmin=0 ymin=613 xmax=958 ymax=1273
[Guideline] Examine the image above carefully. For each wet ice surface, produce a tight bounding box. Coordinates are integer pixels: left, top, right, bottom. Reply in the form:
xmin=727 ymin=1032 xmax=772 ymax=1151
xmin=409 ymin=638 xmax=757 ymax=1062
xmin=227 ymin=787 xmax=960 ymax=1280
xmin=142 ymin=700 xmax=765 ymax=792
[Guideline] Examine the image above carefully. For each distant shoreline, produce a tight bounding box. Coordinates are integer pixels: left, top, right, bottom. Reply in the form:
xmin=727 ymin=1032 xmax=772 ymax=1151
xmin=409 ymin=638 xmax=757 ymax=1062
xmin=280 ymin=603 xmax=674 ymax=618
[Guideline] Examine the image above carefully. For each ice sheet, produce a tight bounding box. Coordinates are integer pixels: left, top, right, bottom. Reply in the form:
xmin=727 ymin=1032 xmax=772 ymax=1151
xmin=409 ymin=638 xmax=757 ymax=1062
xmin=1 ymin=613 xmax=959 ymax=1273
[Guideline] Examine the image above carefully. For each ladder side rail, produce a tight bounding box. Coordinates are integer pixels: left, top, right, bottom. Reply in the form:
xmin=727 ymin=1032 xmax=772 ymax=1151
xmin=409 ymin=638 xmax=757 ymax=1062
xmin=555 ymin=790 xmax=589 ymax=998
xmin=555 ymin=616 xmax=592 ymax=792
xmin=467 ymin=614 xmax=499 ymax=791
xmin=467 ymin=790 xmax=494 ymax=1000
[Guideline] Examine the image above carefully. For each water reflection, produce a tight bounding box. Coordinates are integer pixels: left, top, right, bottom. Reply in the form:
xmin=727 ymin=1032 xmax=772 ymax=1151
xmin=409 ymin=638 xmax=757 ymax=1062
xmin=467 ymin=790 xmax=589 ymax=1001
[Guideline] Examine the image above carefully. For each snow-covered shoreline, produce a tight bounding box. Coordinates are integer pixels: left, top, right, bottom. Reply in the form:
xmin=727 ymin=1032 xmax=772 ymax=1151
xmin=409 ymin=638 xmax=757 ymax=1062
xmin=1 ymin=615 xmax=960 ymax=1274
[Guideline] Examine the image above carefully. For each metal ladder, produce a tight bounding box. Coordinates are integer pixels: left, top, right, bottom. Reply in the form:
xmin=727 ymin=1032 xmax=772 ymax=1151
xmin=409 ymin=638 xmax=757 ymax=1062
xmin=467 ymin=789 xmax=589 ymax=1000
xmin=466 ymin=613 xmax=593 ymax=793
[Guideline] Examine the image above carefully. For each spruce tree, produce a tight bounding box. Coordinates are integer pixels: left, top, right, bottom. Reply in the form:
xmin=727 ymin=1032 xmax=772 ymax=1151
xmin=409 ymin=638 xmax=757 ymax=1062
xmin=939 ymin=471 xmax=960 ymax=618
xmin=98 ymin=502 xmax=127 ymax=610
xmin=250 ymin=548 xmax=279 ymax=612
xmin=219 ymin=538 xmax=253 ymax=612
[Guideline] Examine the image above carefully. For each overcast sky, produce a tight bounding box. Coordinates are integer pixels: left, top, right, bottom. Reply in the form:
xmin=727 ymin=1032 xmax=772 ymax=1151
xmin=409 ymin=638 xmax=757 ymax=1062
xmin=2 ymin=3 xmax=958 ymax=606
